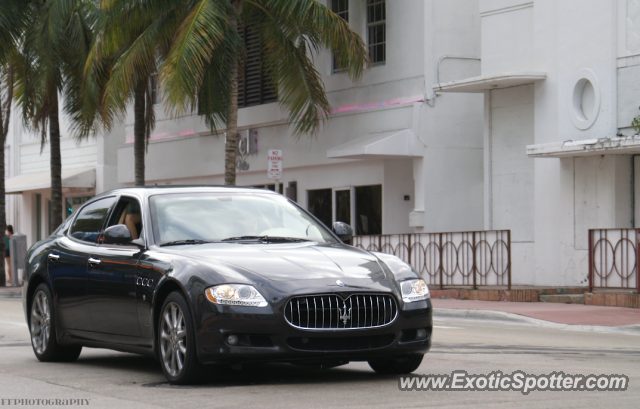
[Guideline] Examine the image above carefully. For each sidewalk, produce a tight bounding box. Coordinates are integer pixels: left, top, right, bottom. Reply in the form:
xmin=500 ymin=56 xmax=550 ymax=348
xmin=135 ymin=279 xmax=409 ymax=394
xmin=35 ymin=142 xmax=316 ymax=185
xmin=0 ymin=285 xmax=22 ymax=298
xmin=432 ymin=298 xmax=640 ymax=327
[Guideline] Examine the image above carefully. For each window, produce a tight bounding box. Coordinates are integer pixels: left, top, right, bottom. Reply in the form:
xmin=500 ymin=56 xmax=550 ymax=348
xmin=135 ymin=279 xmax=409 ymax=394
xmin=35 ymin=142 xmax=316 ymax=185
xmin=335 ymin=189 xmax=351 ymax=225
xmin=367 ymin=0 xmax=386 ymax=66
xmin=69 ymin=197 xmax=117 ymax=244
xmin=237 ymin=24 xmax=277 ymax=108
xmin=150 ymin=74 xmax=160 ymax=105
xmin=105 ymin=197 xmax=143 ymax=242
xmin=47 ymin=200 xmax=53 ymax=235
xmin=332 ymin=0 xmax=349 ymax=73
xmin=355 ymin=185 xmax=382 ymax=235
xmin=308 ymin=188 xmax=333 ymax=228
xmin=35 ymin=194 xmax=42 ymax=242
xmin=66 ymin=195 xmax=94 ymax=219
xmin=286 ymin=181 xmax=298 ymax=202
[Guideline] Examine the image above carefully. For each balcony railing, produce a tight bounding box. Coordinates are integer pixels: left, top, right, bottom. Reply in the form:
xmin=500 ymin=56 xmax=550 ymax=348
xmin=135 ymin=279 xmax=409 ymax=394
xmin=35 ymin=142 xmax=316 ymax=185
xmin=589 ymin=229 xmax=640 ymax=292
xmin=353 ymin=230 xmax=511 ymax=289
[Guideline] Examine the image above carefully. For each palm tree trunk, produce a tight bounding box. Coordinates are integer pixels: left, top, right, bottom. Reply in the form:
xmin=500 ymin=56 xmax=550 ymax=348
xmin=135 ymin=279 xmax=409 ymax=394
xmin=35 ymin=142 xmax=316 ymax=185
xmin=0 ymin=64 xmax=10 ymax=286
xmin=134 ymin=83 xmax=146 ymax=186
xmin=50 ymin=92 xmax=63 ymax=231
xmin=225 ymin=0 xmax=243 ymax=186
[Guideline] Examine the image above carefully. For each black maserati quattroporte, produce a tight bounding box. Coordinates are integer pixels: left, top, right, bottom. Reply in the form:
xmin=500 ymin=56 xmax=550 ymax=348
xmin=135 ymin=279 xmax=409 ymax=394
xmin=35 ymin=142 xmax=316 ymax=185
xmin=23 ymin=187 xmax=432 ymax=384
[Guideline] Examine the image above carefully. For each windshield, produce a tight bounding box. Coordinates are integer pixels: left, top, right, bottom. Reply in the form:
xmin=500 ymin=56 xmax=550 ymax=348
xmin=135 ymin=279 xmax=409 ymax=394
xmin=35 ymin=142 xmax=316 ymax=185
xmin=149 ymin=193 xmax=337 ymax=245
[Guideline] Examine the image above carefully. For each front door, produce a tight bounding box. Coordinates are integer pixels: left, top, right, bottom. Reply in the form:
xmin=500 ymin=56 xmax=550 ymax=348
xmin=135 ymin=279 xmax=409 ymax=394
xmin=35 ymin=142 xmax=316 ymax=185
xmin=48 ymin=236 xmax=95 ymax=331
xmin=87 ymin=246 xmax=142 ymax=336
xmin=50 ymin=196 xmax=117 ymax=331
xmin=87 ymin=196 xmax=145 ymax=337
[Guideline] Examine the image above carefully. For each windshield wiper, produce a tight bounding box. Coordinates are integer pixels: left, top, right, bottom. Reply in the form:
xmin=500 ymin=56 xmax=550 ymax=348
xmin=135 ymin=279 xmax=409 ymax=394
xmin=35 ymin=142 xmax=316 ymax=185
xmin=221 ymin=236 xmax=310 ymax=243
xmin=160 ymin=239 xmax=215 ymax=247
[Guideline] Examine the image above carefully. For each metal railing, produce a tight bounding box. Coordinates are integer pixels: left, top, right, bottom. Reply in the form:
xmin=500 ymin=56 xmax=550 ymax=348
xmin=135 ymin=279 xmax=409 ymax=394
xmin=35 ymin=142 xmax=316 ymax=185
xmin=589 ymin=229 xmax=640 ymax=292
xmin=353 ymin=230 xmax=511 ymax=289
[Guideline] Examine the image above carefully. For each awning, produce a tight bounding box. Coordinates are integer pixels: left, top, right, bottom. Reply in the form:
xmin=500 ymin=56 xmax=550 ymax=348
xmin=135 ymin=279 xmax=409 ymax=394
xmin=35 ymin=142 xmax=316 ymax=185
xmin=327 ymin=129 xmax=422 ymax=160
xmin=433 ymin=71 xmax=547 ymax=93
xmin=527 ymin=136 xmax=640 ymax=158
xmin=5 ymin=167 xmax=96 ymax=194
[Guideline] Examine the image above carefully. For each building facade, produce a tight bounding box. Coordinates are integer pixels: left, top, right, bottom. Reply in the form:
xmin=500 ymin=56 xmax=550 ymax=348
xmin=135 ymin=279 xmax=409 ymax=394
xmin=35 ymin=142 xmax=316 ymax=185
xmin=5 ymin=0 xmax=640 ymax=289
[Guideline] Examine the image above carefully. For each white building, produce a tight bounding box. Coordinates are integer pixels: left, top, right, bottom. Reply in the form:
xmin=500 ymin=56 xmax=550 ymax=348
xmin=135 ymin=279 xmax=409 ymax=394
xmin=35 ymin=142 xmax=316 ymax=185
xmin=5 ymin=0 xmax=640 ymax=290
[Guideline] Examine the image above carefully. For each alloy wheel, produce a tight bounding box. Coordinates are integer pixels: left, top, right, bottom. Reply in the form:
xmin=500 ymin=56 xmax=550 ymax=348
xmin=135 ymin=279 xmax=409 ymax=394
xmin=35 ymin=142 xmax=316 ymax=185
xmin=31 ymin=291 xmax=51 ymax=355
xmin=160 ymin=302 xmax=187 ymax=377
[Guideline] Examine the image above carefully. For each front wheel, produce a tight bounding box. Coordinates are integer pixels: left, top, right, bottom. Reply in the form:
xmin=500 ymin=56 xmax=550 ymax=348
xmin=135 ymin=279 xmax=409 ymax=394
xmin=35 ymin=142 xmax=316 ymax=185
xmin=30 ymin=283 xmax=82 ymax=362
xmin=158 ymin=291 xmax=201 ymax=384
xmin=368 ymin=354 xmax=424 ymax=375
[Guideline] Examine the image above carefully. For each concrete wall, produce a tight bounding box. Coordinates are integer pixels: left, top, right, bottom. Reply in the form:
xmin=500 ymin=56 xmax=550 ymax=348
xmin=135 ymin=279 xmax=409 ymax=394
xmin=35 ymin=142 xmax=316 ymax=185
xmin=530 ymin=0 xmax=619 ymax=286
xmin=487 ymin=84 xmax=535 ymax=285
xmin=480 ymin=0 xmax=534 ymax=74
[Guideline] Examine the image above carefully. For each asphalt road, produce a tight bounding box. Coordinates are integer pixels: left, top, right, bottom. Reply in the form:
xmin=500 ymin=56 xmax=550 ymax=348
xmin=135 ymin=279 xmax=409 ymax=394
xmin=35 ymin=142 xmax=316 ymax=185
xmin=1 ymin=297 xmax=638 ymax=408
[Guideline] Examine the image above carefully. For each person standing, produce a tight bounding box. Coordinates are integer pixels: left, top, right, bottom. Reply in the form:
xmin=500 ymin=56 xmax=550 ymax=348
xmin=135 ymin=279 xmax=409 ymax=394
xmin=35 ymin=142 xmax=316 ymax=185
xmin=5 ymin=225 xmax=13 ymax=285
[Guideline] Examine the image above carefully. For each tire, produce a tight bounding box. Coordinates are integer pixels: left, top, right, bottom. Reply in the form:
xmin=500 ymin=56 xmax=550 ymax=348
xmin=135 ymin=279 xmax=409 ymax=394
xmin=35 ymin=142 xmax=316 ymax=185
xmin=29 ymin=283 xmax=82 ymax=362
xmin=158 ymin=291 xmax=202 ymax=385
xmin=368 ymin=354 xmax=424 ymax=375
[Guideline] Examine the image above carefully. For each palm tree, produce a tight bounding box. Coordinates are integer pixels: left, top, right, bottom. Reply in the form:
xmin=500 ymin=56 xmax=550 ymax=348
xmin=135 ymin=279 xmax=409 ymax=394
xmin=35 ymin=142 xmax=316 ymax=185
xmin=0 ymin=0 xmax=28 ymax=285
xmin=99 ymin=0 xmax=367 ymax=187
xmin=163 ymin=0 xmax=369 ymax=185
xmin=86 ymin=1 xmax=185 ymax=186
xmin=14 ymin=0 xmax=96 ymax=231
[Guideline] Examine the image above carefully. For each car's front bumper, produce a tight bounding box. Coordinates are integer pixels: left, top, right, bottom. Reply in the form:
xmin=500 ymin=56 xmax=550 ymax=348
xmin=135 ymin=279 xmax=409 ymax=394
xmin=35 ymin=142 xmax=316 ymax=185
xmin=194 ymin=297 xmax=433 ymax=365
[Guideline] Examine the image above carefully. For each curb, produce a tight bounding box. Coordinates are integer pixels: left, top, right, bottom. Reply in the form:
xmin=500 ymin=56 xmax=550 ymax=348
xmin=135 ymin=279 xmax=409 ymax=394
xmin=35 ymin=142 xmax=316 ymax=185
xmin=434 ymin=308 xmax=640 ymax=336
xmin=0 ymin=288 xmax=21 ymax=298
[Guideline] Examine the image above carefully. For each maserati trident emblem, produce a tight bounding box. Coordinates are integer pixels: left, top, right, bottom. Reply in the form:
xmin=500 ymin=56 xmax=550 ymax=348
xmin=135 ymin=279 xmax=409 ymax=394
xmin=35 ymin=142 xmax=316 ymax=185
xmin=338 ymin=302 xmax=352 ymax=325
xmin=336 ymin=280 xmax=344 ymax=287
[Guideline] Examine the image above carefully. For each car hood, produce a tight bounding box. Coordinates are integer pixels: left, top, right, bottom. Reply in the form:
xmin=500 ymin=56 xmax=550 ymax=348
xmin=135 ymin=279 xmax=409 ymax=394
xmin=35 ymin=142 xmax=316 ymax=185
xmin=166 ymin=242 xmax=389 ymax=283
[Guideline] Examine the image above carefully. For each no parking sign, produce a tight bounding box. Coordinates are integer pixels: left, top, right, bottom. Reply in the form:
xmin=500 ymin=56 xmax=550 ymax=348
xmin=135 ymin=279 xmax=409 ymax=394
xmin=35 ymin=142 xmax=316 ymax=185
xmin=267 ymin=149 xmax=283 ymax=179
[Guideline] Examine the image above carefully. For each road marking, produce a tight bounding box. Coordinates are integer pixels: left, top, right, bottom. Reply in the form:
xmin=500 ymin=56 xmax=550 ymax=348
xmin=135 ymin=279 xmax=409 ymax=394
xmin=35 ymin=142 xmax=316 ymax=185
xmin=434 ymin=326 xmax=462 ymax=329
xmin=0 ymin=321 xmax=28 ymax=327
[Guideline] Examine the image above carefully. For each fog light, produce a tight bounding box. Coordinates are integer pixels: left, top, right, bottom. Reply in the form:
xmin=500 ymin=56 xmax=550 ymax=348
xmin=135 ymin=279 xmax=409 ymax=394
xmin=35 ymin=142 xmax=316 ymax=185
xmin=416 ymin=329 xmax=427 ymax=340
xmin=227 ymin=335 xmax=239 ymax=346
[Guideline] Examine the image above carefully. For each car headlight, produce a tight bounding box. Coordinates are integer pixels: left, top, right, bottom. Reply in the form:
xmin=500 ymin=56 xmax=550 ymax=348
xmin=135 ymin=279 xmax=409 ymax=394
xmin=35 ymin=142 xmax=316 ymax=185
xmin=400 ymin=279 xmax=430 ymax=302
xmin=205 ymin=284 xmax=268 ymax=307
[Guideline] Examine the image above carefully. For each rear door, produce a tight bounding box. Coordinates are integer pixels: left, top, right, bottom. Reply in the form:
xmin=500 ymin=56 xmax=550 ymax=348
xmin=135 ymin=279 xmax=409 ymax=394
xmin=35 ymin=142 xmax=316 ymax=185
xmin=49 ymin=196 xmax=117 ymax=331
xmin=88 ymin=196 xmax=145 ymax=337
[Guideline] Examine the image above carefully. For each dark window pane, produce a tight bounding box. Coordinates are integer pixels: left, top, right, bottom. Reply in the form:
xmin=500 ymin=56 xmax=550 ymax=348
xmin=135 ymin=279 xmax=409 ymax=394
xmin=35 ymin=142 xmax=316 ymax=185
xmin=367 ymin=0 xmax=386 ymax=65
xmin=336 ymin=190 xmax=351 ymax=226
xmin=36 ymin=194 xmax=42 ymax=241
xmin=332 ymin=0 xmax=349 ymax=72
xmin=308 ymin=189 xmax=333 ymax=229
xmin=69 ymin=197 xmax=117 ymax=243
xmin=237 ymin=23 xmax=277 ymax=108
xmin=355 ymin=185 xmax=382 ymax=235
xmin=150 ymin=74 xmax=159 ymax=105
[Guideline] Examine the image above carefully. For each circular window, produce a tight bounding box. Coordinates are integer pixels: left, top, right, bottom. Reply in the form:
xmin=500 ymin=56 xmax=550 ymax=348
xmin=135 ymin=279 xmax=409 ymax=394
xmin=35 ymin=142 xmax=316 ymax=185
xmin=569 ymin=69 xmax=600 ymax=130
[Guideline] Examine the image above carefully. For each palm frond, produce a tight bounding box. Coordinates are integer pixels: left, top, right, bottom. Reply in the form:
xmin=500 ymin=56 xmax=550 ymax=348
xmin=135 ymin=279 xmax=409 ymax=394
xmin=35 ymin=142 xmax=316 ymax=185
xmin=245 ymin=0 xmax=369 ymax=136
xmin=161 ymin=0 xmax=242 ymax=119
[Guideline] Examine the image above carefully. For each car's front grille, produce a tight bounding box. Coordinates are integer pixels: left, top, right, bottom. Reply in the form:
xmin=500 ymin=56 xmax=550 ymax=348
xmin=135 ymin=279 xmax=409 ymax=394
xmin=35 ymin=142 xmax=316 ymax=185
xmin=284 ymin=294 xmax=398 ymax=330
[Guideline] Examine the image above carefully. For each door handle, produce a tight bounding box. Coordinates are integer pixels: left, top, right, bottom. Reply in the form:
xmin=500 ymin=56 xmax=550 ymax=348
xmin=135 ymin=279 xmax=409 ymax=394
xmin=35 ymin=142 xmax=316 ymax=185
xmin=48 ymin=254 xmax=60 ymax=262
xmin=88 ymin=258 xmax=101 ymax=266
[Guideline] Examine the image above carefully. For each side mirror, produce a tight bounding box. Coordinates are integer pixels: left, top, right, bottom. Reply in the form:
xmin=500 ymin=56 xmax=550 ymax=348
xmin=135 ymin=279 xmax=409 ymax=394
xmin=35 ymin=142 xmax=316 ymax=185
xmin=103 ymin=224 xmax=133 ymax=245
xmin=332 ymin=222 xmax=353 ymax=243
